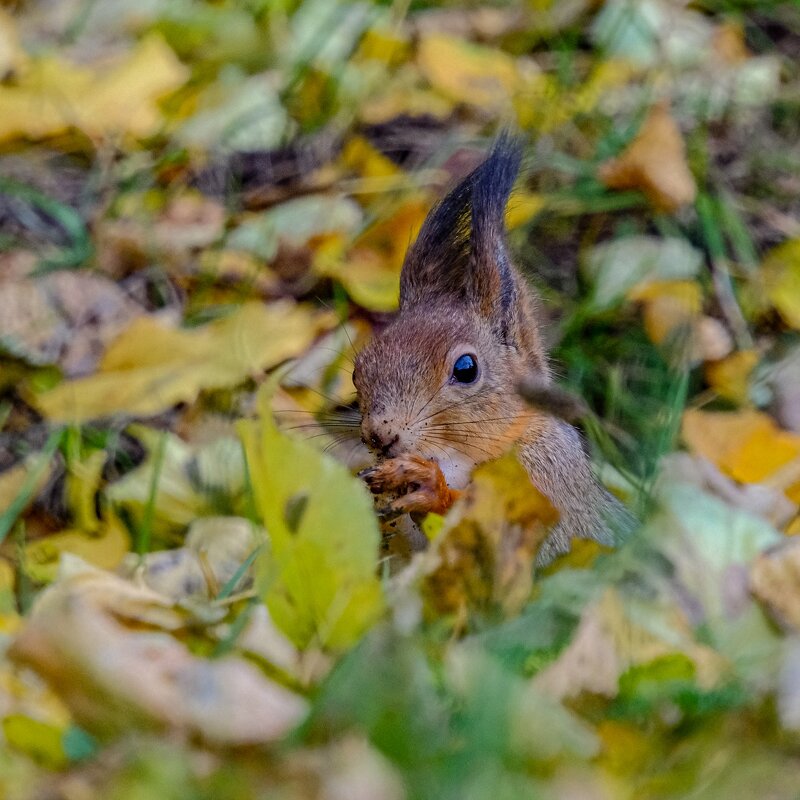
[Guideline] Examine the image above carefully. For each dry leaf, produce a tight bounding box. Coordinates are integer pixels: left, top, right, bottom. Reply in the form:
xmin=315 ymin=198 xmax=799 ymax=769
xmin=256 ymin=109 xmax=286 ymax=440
xmin=31 ymin=301 xmax=331 ymax=422
xmin=598 ymin=102 xmax=697 ymax=213
xmin=120 ymin=516 xmax=261 ymax=601
xmin=24 ymin=514 xmax=130 ymax=584
xmin=0 ymin=34 xmax=188 ymax=143
xmin=682 ymin=409 xmax=800 ymax=495
xmin=533 ymin=588 xmax=722 ymax=700
xmin=760 ymin=239 xmax=800 ymax=330
xmin=705 ymin=350 xmax=758 ymax=404
xmin=0 ymin=10 xmax=25 ymax=77
xmin=0 ymin=269 xmax=145 ymax=374
xmin=316 ymin=199 xmax=429 ymax=311
xmin=423 ymin=451 xmax=557 ymax=621
xmin=9 ymin=576 xmax=307 ymax=743
xmin=629 ymin=279 xmax=702 ymax=346
xmin=751 ymin=538 xmax=800 ymax=632
xmin=417 ymin=34 xmax=520 ymax=111
xmin=658 ymin=452 xmax=796 ymax=530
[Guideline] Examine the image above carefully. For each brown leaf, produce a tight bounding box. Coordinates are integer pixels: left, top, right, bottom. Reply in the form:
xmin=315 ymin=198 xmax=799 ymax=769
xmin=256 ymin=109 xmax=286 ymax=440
xmin=751 ymin=538 xmax=800 ymax=632
xmin=598 ymin=101 xmax=697 ymax=213
xmin=8 ymin=561 xmax=307 ymax=744
xmin=534 ymin=588 xmax=723 ymax=701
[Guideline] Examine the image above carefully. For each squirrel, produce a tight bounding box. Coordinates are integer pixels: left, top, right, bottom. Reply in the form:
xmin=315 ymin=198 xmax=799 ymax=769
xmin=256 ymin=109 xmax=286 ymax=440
xmin=352 ymin=135 xmax=635 ymax=564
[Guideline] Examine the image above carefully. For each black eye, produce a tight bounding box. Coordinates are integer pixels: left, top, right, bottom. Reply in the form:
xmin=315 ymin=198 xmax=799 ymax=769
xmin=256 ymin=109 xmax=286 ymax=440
xmin=452 ymin=353 xmax=478 ymax=384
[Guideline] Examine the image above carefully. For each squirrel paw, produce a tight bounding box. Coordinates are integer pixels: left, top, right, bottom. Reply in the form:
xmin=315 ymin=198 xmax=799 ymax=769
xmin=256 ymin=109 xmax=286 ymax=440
xmin=359 ymin=454 xmax=460 ymax=517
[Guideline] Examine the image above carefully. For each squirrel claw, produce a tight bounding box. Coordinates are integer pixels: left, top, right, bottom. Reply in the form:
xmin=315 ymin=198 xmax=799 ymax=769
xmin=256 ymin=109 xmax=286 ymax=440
xmin=360 ymin=454 xmax=460 ymax=516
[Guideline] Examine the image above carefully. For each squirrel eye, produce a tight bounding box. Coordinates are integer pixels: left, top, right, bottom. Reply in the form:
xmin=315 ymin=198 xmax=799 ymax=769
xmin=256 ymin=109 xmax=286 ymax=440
xmin=452 ymin=353 xmax=478 ymax=384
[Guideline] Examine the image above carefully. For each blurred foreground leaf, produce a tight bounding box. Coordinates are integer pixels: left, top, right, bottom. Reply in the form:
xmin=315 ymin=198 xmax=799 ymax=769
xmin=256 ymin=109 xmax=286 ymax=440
xmin=239 ymin=385 xmax=383 ymax=650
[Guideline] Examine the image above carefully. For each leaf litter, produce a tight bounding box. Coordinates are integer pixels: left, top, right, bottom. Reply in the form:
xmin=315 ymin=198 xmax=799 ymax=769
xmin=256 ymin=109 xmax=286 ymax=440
xmin=1 ymin=1 xmax=800 ymax=797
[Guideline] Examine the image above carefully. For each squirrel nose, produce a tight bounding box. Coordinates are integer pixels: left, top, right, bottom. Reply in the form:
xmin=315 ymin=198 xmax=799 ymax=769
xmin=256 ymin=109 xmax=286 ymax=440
xmin=362 ymin=421 xmax=400 ymax=457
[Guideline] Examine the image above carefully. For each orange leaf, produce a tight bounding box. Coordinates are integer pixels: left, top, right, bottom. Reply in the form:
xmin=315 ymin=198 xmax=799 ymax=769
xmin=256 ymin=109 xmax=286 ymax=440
xmin=598 ymin=101 xmax=696 ymax=213
xmin=682 ymin=409 xmax=800 ymax=486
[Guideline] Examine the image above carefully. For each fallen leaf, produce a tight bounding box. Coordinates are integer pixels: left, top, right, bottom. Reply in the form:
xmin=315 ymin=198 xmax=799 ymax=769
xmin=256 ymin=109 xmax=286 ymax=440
xmin=770 ymin=348 xmax=800 ymax=433
xmin=0 ymin=10 xmax=25 ymax=77
xmin=423 ymin=450 xmax=557 ymax=622
xmin=705 ymin=349 xmax=759 ymax=404
xmin=505 ymin=190 xmax=546 ymax=229
xmin=417 ymin=34 xmax=520 ymax=111
xmin=108 ymin=431 xmax=246 ymax=537
xmin=533 ymin=588 xmax=722 ymax=700
xmin=24 ymin=513 xmax=130 ymax=584
xmin=120 ymin=516 xmax=260 ymax=601
xmin=177 ymin=71 xmax=288 ymax=152
xmin=317 ymin=199 xmax=429 ymax=311
xmin=0 ymin=269 xmax=145 ymax=374
xmin=642 ymin=482 xmax=782 ymax=686
xmin=0 ymin=34 xmax=188 ymax=143
xmin=629 ymin=279 xmax=702 ymax=346
xmin=598 ymin=102 xmax=697 ymax=213
xmin=712 ymin=22 xmax=751 ymax=65
xmin=8 ymin=562 xmax=307 ymax=743
xmin=31 ymin=301 xmax=331 ymax=422
xmin=760 ymin=239 xmax=800 ymax=330
xmin=682 ymin=409 xmax=800 ymax=494
xmin=228 ymin=195 xmax=363 ymax=262
xmin=583 ymin=235 xmax=703 ymax=312
xmin=658 ymin=452 xmax=796 ymax=530
xmin=751 ymin=538 xmax=800 ymax=632
xmin=239 ymin=384 xmax=384 ymax=650
xmin=359 ymin=65 xmax=453 ymax=123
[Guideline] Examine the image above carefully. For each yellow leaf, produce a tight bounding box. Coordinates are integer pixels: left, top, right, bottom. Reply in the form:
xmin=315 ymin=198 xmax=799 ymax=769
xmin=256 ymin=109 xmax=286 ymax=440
xmin=505 ymin=190 xmax=546 ymax=229
xmin=417 ymin=34 xmax=520 ymax=110
xmin=0 ymin=455 xmax=53 ymax=520
xmin=341 ymin=136 xmax=401 ymax=182
xmin=424 ymin=451 xmax=557 ymax=621
xmin=598 ymin=101 xmax=697 ymax=213
xmin=317 ymin=199 xmax=429 ymax=312
xmin=360 ymin=67 xmax=453 ymax=124
xmin=760 ymin=239 xmax=800 ymax=330
xmin=239 ymin=384 xmax=383 ymax=651
xmin=0 ymin=10 xmax=25 ymax=77
xmin=0 ymin=559 xmax=14 ymax=615
xmin=356 ymin=27 xmax=410 ymax=65
xmin=0 ymin=34 xmax=188 ymax=143
xmin=682 ymin=408 xmax=800 ymax=486
xmin=31 ymin=302 xmax=329 ymax=422
xmin=65 ymin=450 xmax=106 ymax=533
xmin=705 ymin=349 xmax=759 ymax=403
xmin=24 ymin=514 xmax=130 ymax=585
xmin=629 ymin=280 xmax=702 ymax=346
xmin=2 ymin=714 xmax=66 ymax=769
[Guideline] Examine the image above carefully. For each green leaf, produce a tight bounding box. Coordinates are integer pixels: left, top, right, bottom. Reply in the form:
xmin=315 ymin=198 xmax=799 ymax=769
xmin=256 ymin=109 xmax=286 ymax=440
xmin=238 ymin=382 xmax=383 ymax=650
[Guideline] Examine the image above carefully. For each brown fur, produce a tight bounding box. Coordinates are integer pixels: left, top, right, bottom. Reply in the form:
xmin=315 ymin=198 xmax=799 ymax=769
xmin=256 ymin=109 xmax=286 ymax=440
xmin=353 ymin=137 xmax=634 ymax=562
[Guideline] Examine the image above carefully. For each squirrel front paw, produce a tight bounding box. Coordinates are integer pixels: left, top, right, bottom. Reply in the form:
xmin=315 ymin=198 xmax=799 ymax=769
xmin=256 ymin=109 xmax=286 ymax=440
xmin=359 ymin=454 xmax=461 ymax=519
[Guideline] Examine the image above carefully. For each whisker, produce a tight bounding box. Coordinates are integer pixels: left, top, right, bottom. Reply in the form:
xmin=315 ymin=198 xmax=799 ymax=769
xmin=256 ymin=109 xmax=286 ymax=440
xmin=416 ymin=387 xmax=493 ymax=425
xmin=322 ymin=432 xmax=361 ymax=454
xmin=409 ymin=382 xmax=446 ymax=425
xmin=425 ymin=414 xmax=536 ymax=429
xmin=423 ymin=433 xmax=497 ymax=461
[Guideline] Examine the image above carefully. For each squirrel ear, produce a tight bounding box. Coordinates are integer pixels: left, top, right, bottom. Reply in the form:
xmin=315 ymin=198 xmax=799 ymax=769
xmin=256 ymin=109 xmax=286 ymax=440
xmin=399 ymin=133 xmax=522 ymax=324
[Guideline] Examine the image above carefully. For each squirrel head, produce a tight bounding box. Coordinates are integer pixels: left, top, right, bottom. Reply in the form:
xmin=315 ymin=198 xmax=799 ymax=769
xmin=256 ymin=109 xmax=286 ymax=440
xmin=353 ymin=135 xmax=550 ymax=488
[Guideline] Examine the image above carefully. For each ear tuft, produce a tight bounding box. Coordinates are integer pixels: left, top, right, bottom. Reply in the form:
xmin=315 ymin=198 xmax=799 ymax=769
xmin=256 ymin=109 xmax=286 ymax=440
xmin=399 ymin=133 xmax=523 ymax=320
